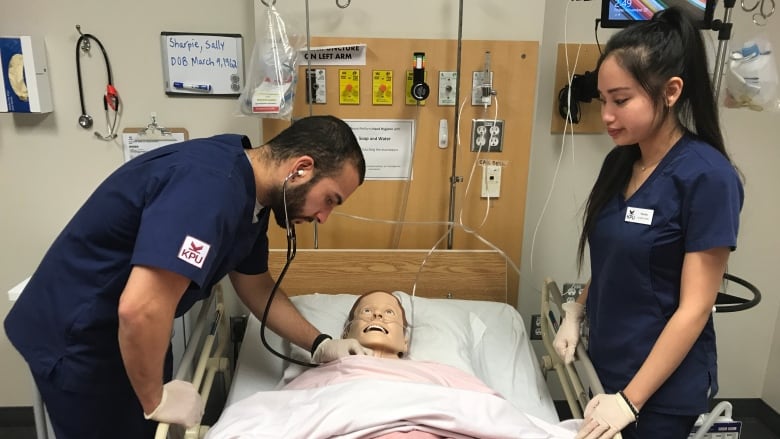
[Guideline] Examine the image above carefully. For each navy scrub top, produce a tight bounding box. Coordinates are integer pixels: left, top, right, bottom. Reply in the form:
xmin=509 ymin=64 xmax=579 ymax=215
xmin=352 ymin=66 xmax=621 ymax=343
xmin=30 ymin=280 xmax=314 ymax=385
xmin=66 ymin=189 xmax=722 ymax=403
xmin=5 ymin=134 xmax=271 ymax=394
xmin=587 ymin=134 xmax=743 ymax=415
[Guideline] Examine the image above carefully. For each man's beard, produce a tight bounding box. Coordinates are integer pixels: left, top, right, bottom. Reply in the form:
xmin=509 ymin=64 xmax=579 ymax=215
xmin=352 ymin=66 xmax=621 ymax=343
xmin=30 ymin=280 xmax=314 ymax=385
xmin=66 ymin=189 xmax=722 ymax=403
xmin=268 ymin=180 xmax=315 ymax=228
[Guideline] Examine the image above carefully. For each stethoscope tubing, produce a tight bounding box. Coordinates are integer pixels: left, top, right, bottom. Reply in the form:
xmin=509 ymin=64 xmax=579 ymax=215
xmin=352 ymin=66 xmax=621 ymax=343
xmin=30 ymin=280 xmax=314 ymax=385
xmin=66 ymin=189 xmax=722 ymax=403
xmin=258 ymin=178 xmax=318 ymax=368
xmin=76 ymin=32 xmax=119 ymax=138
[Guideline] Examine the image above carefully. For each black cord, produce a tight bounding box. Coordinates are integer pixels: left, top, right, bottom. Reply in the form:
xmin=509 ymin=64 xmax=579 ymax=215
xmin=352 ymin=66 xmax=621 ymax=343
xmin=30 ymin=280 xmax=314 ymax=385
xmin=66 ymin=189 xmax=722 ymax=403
xmin=75 ymin=33 xmax=115 ymax=116
xmin=258 ymin=259 xmax=318 ymax=368
xmin=257 ymin=231 xmax=319 ymax=368
xmin=594 ymin=18 xmax=603 ymax=56
xmin=716 ymin=273 xmax=762 ymax=313
xmin=558 ymin=84 xmax=581 ymax=124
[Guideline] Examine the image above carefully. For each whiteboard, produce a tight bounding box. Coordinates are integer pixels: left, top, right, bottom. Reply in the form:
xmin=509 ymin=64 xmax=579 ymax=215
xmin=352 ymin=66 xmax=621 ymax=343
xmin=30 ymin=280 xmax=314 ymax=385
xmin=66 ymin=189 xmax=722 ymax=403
xmin=160 ymin=32 xmax=243 ymax=96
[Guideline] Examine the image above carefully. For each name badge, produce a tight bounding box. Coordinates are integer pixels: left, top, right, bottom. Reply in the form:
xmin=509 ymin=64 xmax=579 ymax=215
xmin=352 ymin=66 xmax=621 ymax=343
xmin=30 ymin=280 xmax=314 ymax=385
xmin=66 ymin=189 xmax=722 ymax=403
xmin=625 ymin=206 xmax=653 ymax=225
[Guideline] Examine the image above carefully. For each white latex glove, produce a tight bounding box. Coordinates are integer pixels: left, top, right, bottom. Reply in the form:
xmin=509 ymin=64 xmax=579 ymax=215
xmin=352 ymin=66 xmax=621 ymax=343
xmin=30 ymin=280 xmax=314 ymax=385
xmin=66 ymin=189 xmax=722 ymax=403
xmin=576 ymin=393 xmax=635 ymax=439
xmin=143 ymin=380 xmax=204 ymax=428
xmin=312 ymin=338 xmax=373 ymax=363
xmin=553 ymin=301 xmax=585 ymax=364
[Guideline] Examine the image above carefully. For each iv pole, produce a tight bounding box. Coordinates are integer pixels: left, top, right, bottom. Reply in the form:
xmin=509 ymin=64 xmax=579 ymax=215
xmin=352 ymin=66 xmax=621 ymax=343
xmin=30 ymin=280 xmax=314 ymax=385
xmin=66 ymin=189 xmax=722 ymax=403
xmin=711 ymin=0 xmax=736 ymax=101
xmin=446 ymin=0 xmax=465 ymax=249
xmin=301 ymin=0 xmax=350 ymax=248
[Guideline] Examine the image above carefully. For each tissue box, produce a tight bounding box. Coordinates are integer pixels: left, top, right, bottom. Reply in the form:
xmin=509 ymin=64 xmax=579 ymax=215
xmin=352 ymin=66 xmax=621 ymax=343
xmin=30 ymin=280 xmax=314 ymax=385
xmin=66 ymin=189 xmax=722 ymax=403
xmin=0 ymin=36 xmax=53 ymax=113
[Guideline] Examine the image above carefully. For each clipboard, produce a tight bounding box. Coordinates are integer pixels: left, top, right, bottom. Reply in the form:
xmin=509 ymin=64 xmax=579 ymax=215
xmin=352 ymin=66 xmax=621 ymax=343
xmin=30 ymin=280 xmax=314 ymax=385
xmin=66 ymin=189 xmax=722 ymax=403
xmin=122 ymin=117 xmax=189 ymax=162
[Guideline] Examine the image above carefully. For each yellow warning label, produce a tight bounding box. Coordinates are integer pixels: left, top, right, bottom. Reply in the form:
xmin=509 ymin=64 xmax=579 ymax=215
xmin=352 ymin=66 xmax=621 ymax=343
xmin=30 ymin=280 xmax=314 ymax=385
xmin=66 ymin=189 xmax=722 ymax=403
xmin=339 ymin=69 xmax=360 ymax=105
xmin=372 ymin=70 xmax=393 ymax=105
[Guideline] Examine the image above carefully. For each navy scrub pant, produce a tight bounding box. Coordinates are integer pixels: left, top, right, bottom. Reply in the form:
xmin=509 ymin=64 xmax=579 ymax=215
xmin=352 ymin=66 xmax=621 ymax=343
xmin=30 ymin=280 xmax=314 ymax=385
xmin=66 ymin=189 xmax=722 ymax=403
xmin=33 ymin=371 xmax=157 ymax=439
xmin=619 ymin=410 xmax=698 ymax=439
xmin=32 ymin=348 xmax=174 ymax=439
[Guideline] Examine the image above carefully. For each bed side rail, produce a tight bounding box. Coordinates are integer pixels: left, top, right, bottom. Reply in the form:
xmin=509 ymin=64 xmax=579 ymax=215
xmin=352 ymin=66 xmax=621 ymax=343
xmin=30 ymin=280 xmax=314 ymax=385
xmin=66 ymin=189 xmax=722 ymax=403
xmin=539 ymin=277 xmax=605 ymax=420
xmin=154 ymin=285 xmax=232 ymax=439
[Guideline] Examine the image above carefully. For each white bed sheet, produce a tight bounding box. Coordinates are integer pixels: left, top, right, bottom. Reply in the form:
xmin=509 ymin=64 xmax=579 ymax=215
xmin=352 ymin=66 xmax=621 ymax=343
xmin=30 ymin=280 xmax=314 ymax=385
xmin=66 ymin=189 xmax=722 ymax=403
xmin=226 ymin=292 xmax=558 ymax=424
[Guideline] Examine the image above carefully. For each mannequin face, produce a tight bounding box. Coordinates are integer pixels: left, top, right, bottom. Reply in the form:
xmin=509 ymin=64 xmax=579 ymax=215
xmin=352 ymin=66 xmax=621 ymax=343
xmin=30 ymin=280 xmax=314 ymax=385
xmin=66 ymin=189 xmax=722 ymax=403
xmin=343 ymin=291 xmax=408 ymax=359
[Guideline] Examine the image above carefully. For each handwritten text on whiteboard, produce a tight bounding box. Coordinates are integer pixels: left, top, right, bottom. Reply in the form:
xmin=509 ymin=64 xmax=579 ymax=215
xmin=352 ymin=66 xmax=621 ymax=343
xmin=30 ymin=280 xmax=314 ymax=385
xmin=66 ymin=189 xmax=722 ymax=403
xmin=168 ymin=36 xmax=238 ymax=69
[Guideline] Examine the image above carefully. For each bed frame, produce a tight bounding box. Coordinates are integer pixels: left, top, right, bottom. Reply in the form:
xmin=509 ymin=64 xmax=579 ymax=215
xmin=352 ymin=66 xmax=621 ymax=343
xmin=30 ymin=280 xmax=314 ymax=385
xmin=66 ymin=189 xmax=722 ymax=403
xmin=267 ymin=249 xmax=512 ymax=305
xmin=153 ymin=249 xmax=541 ymax=438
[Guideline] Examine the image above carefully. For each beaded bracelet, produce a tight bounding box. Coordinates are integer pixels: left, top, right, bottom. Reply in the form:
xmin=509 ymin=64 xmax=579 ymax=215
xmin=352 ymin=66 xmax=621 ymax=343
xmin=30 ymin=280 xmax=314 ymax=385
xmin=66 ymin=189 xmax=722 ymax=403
xmin=618 ymin=390 xmax=640 ymax=418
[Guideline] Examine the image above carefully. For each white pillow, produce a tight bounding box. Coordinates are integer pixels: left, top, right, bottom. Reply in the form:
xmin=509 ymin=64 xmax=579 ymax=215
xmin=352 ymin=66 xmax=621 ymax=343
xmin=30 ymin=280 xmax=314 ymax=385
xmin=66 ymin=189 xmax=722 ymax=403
xmin=395 ymin=291 xmax=484 ymax=376
xmin=279 ymin=292 xmax=485 ymax=384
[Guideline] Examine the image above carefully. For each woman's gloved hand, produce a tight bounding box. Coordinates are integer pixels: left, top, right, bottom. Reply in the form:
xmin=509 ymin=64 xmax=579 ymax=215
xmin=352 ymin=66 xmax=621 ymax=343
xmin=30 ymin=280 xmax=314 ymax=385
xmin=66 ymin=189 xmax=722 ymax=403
xmin=576 ymin=392 xmax=636 ymax=439
xmin=552 ymin=301 xmax=585 ymax=364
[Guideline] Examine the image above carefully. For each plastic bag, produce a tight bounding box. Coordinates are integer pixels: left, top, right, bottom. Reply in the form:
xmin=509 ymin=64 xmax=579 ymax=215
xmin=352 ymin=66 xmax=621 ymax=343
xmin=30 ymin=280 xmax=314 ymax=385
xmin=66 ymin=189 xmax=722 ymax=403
xmin=723 ymin=34 xmax=780 ymax=112
xmin=238 ymin=5 xmax=303 ymax=119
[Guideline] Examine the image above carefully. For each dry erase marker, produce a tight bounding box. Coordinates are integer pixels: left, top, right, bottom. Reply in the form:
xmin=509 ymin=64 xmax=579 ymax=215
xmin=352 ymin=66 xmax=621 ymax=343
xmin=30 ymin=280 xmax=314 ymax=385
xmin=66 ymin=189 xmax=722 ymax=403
xmin=173 ymin=82 xmax=212 ymax=92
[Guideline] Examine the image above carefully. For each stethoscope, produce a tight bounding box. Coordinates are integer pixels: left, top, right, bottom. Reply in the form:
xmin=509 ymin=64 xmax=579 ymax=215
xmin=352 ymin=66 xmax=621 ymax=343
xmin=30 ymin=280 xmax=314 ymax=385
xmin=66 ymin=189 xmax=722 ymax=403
xmin=742 ymin=0 xmax=775 ymax=25
xmin=258 ymin=170 xmax=321 ymax=368
xmin=75 ymin=25 xmax=120 ymax=140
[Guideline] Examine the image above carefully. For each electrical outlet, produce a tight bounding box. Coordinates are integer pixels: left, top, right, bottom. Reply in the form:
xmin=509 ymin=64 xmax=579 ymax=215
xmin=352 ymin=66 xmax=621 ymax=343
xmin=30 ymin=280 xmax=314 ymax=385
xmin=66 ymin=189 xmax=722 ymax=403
xmin=471 ymin=119 xmax=504 ymax=152
xmin=530 ymin=314 xmax=543 ymax=340
xmin=438 ymin=71 xmax=457 ymax=106
xmin=562 ymin=283 xmax=587 ymax=302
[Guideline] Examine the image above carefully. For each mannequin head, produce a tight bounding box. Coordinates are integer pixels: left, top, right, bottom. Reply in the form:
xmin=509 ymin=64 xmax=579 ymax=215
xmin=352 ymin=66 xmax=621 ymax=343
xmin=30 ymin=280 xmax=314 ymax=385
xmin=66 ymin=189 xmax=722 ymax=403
xmin=342 ymin=291 xmax=409 ymax=359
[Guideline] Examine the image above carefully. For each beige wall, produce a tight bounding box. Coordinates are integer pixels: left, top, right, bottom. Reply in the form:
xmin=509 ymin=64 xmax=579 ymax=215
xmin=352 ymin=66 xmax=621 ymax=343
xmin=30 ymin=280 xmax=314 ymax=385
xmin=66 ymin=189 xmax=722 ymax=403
xmin=2 ymin=0 xmax=778 ymax=413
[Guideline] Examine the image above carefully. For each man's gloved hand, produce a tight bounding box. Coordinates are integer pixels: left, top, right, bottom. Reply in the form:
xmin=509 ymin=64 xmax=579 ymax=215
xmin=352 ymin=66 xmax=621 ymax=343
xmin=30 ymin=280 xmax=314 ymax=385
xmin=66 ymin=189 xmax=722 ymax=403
xmin=576 ymin=393 xmax=636 ymax=439
xmin=312 ymin=337 xmax=373 ymax=363
xmin=553 ymin=301 xmax=585 ymax=364
xmin=143 ymin=380 xmax=203 ymax=428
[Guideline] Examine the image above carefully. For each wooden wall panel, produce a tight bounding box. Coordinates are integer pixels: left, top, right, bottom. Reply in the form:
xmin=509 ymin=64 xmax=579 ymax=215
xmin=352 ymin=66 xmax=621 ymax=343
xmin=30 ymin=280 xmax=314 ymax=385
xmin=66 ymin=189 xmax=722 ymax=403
xmin=263 ymin=37 xmax=538 ymax=299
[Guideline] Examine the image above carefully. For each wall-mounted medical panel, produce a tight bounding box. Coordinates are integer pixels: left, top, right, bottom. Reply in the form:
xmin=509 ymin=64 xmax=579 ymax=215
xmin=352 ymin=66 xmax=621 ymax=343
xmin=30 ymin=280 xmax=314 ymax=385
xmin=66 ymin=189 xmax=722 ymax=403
xmin=263 ymin=37 xmax=539 ymax=299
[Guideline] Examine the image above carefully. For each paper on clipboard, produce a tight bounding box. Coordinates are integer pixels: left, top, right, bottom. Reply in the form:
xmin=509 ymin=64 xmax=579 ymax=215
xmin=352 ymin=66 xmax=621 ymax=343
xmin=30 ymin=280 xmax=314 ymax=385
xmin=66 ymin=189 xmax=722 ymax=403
xmin=121 ymin=128 xmax=188 ymax=162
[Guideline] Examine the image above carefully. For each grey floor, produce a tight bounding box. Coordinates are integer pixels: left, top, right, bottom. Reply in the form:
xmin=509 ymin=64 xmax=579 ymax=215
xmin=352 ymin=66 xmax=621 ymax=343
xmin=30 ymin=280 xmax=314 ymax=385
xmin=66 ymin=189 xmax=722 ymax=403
xmin=741 ymin=416 xmax=780 ymax=439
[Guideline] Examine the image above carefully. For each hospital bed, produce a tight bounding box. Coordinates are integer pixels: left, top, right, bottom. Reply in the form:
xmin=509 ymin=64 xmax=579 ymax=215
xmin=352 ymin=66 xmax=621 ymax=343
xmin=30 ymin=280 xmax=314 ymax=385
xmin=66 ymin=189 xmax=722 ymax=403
xmin=156 ymin=249 xmax=582 ymax=438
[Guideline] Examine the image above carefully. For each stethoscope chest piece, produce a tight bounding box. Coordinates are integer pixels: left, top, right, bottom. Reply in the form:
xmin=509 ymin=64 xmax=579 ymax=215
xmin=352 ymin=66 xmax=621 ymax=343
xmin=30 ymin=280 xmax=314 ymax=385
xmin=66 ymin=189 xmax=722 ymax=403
xmin=78 ymin=113 xmax=93 ymax=129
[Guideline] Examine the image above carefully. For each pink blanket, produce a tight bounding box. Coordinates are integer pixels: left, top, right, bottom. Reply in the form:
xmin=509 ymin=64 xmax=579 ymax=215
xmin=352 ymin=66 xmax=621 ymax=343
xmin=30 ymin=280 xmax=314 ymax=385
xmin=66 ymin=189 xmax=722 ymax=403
xmin=285 ymin=356 xmax=500 ymax=395
xmin=205 ymin=356 xmax=578 ymax=439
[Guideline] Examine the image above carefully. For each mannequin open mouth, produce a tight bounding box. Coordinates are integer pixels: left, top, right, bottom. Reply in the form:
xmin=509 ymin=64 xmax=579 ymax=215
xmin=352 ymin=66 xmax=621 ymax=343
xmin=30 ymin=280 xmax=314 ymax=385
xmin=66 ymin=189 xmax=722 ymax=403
xmin=364 ymin=324 xmax=388 ymax=334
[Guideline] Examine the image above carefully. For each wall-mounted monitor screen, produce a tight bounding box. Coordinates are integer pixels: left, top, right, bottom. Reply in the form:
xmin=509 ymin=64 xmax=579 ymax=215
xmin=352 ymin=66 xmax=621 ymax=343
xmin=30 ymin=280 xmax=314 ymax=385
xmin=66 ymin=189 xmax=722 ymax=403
xmin=600 ymin=0 xmax=717 ymax=29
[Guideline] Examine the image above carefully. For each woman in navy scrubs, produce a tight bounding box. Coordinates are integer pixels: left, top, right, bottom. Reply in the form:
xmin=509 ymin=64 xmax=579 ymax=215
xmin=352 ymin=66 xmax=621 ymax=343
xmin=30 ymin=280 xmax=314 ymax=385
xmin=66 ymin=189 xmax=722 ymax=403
xmin=553 ymin=7 xmax=744 ymax=439
xmin=5 ymin=115 xmax=371 ymax=438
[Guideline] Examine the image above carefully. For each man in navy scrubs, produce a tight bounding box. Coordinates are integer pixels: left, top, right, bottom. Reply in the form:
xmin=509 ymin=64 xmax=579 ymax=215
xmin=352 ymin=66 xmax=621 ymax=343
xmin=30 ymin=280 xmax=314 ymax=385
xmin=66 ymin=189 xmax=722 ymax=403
xmin=5 ymin=115 xmax=370 ymax=439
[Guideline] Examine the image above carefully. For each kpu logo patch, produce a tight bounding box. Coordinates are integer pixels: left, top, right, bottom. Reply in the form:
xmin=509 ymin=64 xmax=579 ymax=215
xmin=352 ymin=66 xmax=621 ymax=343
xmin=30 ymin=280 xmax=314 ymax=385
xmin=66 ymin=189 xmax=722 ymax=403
xmin=178 ymin=235 xmax=211 ymax=269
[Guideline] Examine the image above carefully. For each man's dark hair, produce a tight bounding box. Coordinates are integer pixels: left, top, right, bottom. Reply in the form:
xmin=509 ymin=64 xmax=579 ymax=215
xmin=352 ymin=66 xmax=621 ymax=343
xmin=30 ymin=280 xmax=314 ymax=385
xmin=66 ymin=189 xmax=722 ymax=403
xmin=265 ymin=115 xmax=366 ymax=184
